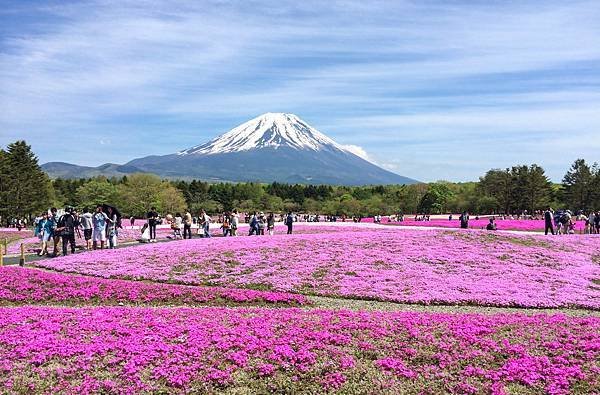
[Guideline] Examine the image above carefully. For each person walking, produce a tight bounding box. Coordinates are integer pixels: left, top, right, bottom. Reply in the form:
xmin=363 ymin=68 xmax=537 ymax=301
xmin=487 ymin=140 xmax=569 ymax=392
xmin=36 ymin=212 xmax=51 ymax=256
xmin=46 ymin=207 xmax=63 ymax=256
xmin=459 ymin=211 xmax=469 ymax=229
xmin=544 ymin=207 xmax=555 ymax=235
xmin=92 ymin=205 xmax=110 ymax=250
xmin=200 ymin=210 xmax=211 ymax=238
xmin=57 ymin=207 xmax=78 ymax=256
xmin=183 ymin=210 xmax=193 ymax=239
xmin=267 ymin=212 xmax=275 ymax=235
xmin=147 ymin=207 xmax=158 ymax=242
xmin=285 ymin=211 xmax=294 ymax=234
xmin=80 ymin=208 xmax=94 ymax=250
xmin=130 ymin=216 xmax=135 ymax=227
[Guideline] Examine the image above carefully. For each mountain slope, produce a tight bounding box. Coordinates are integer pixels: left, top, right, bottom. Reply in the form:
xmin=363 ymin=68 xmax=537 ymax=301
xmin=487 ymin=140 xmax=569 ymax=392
xmin=42 ymin=113 xmax=418 ymax=185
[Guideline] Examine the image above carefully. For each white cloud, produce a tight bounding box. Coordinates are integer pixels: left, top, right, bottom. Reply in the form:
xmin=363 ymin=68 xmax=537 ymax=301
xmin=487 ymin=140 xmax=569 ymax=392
xmin=340 ymin=144 xmax=372 ymax=162
xmin=1 ymin=0 xmax=600 ymax=181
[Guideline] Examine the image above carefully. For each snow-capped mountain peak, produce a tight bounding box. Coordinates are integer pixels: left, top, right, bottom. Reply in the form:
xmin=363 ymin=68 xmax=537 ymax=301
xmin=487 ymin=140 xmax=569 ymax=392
xmin=178 ymin=113 xmax=347 ymax=155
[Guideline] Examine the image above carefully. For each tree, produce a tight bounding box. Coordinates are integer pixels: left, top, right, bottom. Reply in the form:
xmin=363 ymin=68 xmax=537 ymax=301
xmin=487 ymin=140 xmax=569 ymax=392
xmin=478 ymin=169 xmax=512 ymax=213
xmin=116 ymin=173 xmax=164 ymax=217
xmin=522 ymin=164 xmax=552 ymax=212
xmin=562 ymin=159 xmax=593 ymax=211
xmin=0 ymin=141 xmax=53 ymax=219
xmin=591 ymin=163 xmax=600 ymax=210
xmin=159 ymin=185 xmax=187 ymax=215
xmin=76 ymin=178 xmax=118 ymax=209
xmin=417 ymin=183 xmax=454 ymax=214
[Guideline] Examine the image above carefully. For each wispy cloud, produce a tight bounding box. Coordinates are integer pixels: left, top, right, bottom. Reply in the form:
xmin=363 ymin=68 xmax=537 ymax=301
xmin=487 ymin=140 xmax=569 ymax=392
xmin=1 ymin=0 xmax=600 ymax=181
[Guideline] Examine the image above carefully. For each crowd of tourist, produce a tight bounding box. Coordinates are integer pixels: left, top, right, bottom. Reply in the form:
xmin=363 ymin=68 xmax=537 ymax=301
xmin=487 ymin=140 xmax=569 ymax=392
xmin=31 ymin=205 xmax=120 ymax=257
xmin=6 ymin=202 xmax=598 ymax=260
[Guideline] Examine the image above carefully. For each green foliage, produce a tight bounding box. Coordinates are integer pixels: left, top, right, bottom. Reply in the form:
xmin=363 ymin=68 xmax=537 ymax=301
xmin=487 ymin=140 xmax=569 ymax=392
xmin=418 ymin=182 xmax=454 ymax=214
xmin=478 ymin=164 xmax=554 ymax=213
xmin=562 ymin=159 xmax=596 ymax=211
xmin=4 ymin=140 xmax=598 ymax=220
xmin=0 ymin=141 xmax=53 ymax=219
xmin=115 ymin=173 xmax=187 ymax=217
xmin=76 ymin=178 xmax=118 ymax=209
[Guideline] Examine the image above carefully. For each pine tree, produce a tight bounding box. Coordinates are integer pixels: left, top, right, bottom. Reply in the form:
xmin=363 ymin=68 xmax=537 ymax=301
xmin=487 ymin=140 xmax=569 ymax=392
xmin=1 ymin=140 xmax=54 ymax=219
xmin=562 ymin=159 xmax=593 ymax=211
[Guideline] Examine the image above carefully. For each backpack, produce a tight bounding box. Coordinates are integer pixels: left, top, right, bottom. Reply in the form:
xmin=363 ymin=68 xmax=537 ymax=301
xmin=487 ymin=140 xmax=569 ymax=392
xmin=57 ymin=214 xmax=68 ymax=228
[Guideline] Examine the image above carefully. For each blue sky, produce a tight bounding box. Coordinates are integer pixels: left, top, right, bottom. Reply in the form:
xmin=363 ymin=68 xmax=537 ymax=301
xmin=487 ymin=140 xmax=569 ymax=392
xmin=1 ymin=0 xmax=599 ymax=182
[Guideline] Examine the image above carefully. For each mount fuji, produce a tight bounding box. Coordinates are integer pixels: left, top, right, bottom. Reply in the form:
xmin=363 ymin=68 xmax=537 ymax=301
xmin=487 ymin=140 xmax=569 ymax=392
xmin=42 ymin=113 xmax=417 ymax=185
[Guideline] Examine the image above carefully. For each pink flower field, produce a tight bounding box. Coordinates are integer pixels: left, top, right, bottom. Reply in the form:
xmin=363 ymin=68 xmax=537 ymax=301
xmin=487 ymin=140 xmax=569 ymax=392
xmin=387 ymin=219 xmax=550 ymax=231
xmin=0 ymin=267 xmax=308 ymax=307
xmin=36 ymin=229 xmax=600 ymax=309
xmin=1 ymin=307 xmax=598 ymax=394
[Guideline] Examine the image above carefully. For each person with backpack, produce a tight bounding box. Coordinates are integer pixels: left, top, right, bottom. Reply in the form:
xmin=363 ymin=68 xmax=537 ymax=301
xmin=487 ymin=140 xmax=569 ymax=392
xmin=47 ymin=207 xmax=62 ymax=256
xmin=285 ymin=212 xmax=294 ymax=234
xmin=56 ymin=207 xmax=78 ymax=256
xmin=543 ymin=207 xmax=555 ymax=235
xmin=248 ymin=212 xmax=258 ymax=236
xmin=257 ymin=212 xmax=266 ymax=235
xmin=558 ymin=210 xmax=572 ymax=235
xmin=459 ymin=211 xmax=469 ymax=229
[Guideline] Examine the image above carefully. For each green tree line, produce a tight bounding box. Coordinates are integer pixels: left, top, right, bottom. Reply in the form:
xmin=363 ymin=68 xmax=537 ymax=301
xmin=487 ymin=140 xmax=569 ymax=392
xmin=1 ymin=140 xmax=599 ymax=220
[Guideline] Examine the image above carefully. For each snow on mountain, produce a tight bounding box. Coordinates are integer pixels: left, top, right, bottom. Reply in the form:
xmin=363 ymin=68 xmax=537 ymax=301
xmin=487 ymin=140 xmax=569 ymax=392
xmin=177 ymin=113 xmax=350 ymax=156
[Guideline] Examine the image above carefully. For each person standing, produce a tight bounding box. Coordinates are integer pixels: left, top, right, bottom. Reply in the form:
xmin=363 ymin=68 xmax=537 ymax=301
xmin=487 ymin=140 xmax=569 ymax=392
xmin=588 ymin=211 xmax=594 ymax=234
xmin=92 ymin=205 xmax=109 ymax=250
xmin=285 ymin=211 xmax=294 ymax=234
xmin=267 ymin=212 xmax=275 ymax=235
xmin=106 ymin=207 xmax=119 ymax=248
xmin=544 ymin=207 xmax=555 ymax=235
xmin=248 ymin=212 xmax=258 ymax=236
xmin=183 ymin=210 xmax=193 ymax=239
xmin=486 ymin=217 xmax=497 ymax=231
xmin=231 ymin=209 xmax=239 ymax=236
xmin=80 ymin=208 xmax=94 ymax=250
xmin=57 ymin=207 xmax=78 ymax=256
xmin=257 ymin=212 xmax=266 ymax=235
xmin=130 ymin=216 xmax=135 ymax=227
xmin=147 ymin=207 xmax=158 ymax=242
xmin=221 ymin=212 xmax=231 ymax=237
xmin=459 ymin=211 xmax=469 ymax=229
